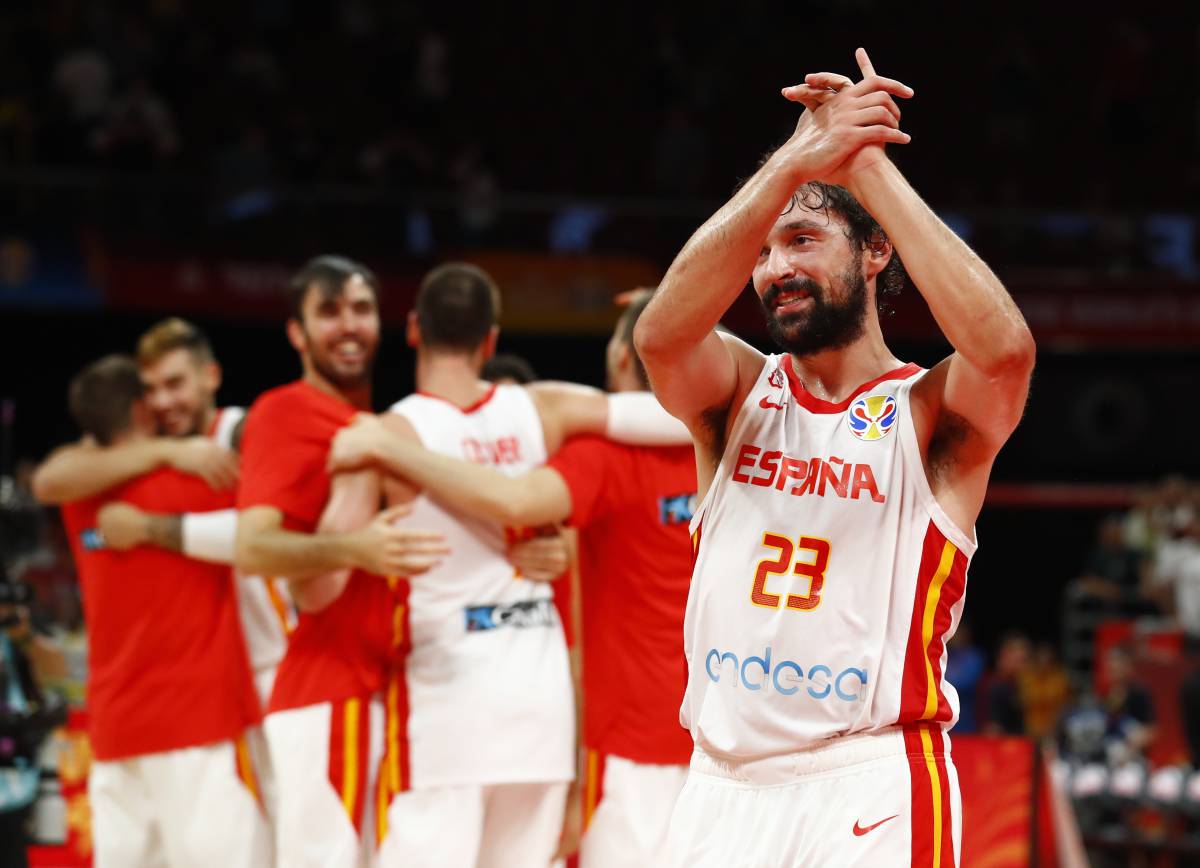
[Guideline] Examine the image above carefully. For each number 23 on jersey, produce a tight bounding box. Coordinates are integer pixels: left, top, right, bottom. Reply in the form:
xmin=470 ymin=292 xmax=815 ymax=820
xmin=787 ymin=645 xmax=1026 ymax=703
xmin=751 ymin=533 xmax=831 ymax=612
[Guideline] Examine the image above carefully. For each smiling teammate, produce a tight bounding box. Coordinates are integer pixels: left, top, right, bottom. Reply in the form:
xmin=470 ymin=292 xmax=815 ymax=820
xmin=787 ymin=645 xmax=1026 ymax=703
xmin=635 ymin=50 xmax=1035 ymax=866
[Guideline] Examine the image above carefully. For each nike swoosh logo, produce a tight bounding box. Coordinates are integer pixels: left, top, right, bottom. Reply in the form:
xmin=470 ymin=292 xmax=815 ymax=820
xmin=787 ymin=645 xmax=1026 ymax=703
xmin=759 ymin=396 xmax=785 ymax=410
xmin=853 ymin=815 xmax=899 ymax=837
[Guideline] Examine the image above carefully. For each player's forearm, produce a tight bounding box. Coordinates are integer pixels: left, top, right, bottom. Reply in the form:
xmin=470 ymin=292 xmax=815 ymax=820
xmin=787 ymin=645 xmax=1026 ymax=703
xmin=144 ymin=514 xmax=184 ymax=553
xmin=32 ymin=440 xmax=167 ymax=504
xmin=638 ymin=153 xmax=803 ymax=358
xmin=846 ymin=160 xmax=1035 ymax=377
xmin=235 ymin=525 xmax=360 ymax=578
xmin=373 ymin=438 xmax=556 ymax=526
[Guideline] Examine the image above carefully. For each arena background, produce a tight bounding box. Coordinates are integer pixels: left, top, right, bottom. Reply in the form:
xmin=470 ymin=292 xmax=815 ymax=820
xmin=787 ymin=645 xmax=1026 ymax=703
xmin=1 ymin=3 xmax=1199 ymax=865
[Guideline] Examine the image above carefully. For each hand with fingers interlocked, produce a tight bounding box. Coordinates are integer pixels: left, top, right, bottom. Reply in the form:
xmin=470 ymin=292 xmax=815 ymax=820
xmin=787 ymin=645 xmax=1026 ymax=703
xmin=775 ymin=48 xmax=914 ymax=188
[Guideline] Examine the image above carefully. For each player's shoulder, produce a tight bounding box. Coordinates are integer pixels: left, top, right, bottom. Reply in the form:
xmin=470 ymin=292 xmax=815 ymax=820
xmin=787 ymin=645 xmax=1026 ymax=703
xmin=247 ymin=380 xmax=311 ymax=417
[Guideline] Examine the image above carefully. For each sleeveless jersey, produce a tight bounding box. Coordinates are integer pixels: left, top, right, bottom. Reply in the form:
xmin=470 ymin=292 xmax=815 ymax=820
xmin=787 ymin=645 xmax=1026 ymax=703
xmin=389 ymin=384 xmax=574 ymax=788
xmin=683 ymin=355 xmax=976 ymax=760
xmin=210 ymin=407 xmax=295 ymax=675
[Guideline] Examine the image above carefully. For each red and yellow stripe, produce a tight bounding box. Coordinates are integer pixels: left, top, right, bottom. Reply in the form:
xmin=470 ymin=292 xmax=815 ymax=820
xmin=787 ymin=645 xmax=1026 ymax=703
xmin=375 ymin=578 xmax=413 ymax=847
xmin=328 ymin=696 xmax=371 ymax=834
xmin=233 ymin=732 xmax=263 ymax=811
xmin=904 ymin=723 xmax=956 ymax=867
xmin=582 ymin=749 xmax=607 ymax=831
xmin=898 ymin=522 xmax=969 ymax=724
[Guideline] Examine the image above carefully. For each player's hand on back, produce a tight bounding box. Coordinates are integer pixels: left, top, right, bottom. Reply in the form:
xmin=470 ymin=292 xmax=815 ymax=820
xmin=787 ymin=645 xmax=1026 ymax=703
xmin=777 ymin=47 xmax=913 ymax=185
xmin=328 ymin=413 xmax=391 ymax=474
xmin=97 ymin=502 xmax=151 ymax=551
xmin=508 ymin=528 xmax=570 ymax=583
xmin=163 ymin=437 xmax=239 ymax=490
xmin=348 ymin=502 xmax=450 ymax=577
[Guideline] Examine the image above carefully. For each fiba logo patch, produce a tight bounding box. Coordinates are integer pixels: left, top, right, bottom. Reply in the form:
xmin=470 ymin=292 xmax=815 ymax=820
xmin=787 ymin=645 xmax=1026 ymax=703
xmin=847 ymin=395 xmax=898 ymax=442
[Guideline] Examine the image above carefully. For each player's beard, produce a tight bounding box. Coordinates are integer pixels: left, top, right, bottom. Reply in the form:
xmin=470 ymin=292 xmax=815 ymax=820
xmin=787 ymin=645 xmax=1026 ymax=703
xmin=760 ymin=266 xmax=869 ymax=358
xmin=306 ymin=331 xmax=378 ymax=390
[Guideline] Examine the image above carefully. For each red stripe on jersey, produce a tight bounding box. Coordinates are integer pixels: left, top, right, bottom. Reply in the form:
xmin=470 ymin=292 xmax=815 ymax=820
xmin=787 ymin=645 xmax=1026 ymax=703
xmin=928 ymin=549 xmax=968 ymax=721
xmin=897 ymin=522 xmax=967 ymax=724
xmin=328 ymin=697 xmax=370 ymax=834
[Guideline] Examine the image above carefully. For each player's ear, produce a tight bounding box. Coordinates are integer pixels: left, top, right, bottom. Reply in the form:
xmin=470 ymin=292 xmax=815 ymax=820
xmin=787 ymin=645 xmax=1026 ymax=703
xmin=203 ymin=360 xmax=222 ymax=393
xmin=285 ymin=318 xmax=306 ymax=354
xmin=406 ymin=311 xmax=420 ymax=349
xmin=863 ymin=230 xmax=892 ymax=281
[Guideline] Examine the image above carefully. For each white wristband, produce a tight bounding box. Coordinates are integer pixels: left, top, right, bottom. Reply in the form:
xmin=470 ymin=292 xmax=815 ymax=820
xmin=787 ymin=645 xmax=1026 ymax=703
xmin=604 ymin=392 xmax=692 ymax=446
xmin=182 ymin=509 xmax=238 ymax=564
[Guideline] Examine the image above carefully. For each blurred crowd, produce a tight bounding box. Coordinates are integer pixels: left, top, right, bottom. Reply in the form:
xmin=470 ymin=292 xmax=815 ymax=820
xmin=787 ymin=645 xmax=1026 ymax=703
xmin=1 ymin=2 xmax=1197 ymax=211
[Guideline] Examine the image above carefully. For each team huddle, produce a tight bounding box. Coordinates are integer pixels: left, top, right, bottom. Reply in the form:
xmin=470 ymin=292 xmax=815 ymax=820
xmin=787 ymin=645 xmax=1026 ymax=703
xmin=38 ymin=51 xmax=1034 ymax=867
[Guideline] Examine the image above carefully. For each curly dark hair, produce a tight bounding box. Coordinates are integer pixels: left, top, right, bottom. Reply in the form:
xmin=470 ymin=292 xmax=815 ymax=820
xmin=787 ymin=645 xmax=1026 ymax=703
xmin=739 ymin=159 xmax=907 ymax=316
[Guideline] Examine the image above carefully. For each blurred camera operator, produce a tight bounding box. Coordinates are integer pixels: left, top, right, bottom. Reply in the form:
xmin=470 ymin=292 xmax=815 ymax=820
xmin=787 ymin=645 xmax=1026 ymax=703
xmin=0 ymin=572 xmax=67 ymax=868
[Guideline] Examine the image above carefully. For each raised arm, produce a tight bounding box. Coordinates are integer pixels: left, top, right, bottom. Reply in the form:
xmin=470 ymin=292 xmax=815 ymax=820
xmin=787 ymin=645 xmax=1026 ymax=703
xmin=328 ymin=413 xmax=572 ymax=527
xmin=32 ymin=437 xmax=238 ymax=504
xmin=838 ymin=50 xmax=1035 ymax=527
xmin=634 ymin=67 xmax=913 ymax=438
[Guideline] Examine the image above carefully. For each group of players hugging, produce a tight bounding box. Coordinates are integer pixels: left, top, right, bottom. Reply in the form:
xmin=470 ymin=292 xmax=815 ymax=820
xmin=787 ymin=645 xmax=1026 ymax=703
xmin=36 ymin=49 xmax=1032 ymax=868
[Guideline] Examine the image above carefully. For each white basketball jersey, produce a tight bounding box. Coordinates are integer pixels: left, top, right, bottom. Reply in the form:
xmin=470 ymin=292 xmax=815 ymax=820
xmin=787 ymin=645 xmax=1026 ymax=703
xmin=389 ymin=384 xmax=574 ymax=788
xmin=211 ymin=407 xmax=295 ymax=678
xmin=683 ymin=356 xmax=976 ymax=760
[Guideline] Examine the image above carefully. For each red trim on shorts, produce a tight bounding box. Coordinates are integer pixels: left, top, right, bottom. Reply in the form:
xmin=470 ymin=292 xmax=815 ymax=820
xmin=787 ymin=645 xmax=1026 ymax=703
xmin=414 ymin=384 xmax=498 ymax=415
xmin=782 ymin=358 xmax=921 ymax=414
xmin=904 ymin=724 xmax=956 ymax=868
xmin=375 ymin=578 xmax=413 ymax=848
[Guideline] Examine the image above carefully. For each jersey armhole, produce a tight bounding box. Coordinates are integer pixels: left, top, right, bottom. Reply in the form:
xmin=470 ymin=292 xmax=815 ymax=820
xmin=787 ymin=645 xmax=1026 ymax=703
xmin=896 ymin=377 xmax=978 ymax=555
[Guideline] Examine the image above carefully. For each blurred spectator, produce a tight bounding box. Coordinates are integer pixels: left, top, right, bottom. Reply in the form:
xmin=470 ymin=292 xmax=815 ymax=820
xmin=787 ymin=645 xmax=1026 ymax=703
xmin=1098 ymin=644 xmax=1156 ymax=765
xmin=0 ymin=569 xmax=67 ymax=868
xmin=93 ymin=75 xmax=179 ymax=168
xmin=984 ymin=632 xmax=1031 ymax=736
xmin=49 ymin=42 xmax=112 ymax=160
xmin=1144 ymin=500 xmax=1200 ymax=631
xmin=1020 ymin=642 xmax=1071 ymax=742
xmin=1074 ymin=514 xmax=1145 ymax=606
xmin=945 ymin=621 xmax=985 ymax=734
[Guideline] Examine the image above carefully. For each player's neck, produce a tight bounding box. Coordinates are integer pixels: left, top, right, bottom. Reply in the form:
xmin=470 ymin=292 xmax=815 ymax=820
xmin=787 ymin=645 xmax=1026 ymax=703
xmin=415 ymin=352 xmax=489 ymax=408
xmin=788 ymin=324 xmax=902 ymax=404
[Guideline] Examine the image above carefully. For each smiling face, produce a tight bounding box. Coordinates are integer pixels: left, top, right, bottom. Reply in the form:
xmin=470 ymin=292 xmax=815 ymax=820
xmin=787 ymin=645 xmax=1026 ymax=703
xmin=752 ymin=200 xmax=874 ymax=358
xmin=140 ymin=347 xmax=219 ymax=436
xmin=291 ymin=274 xmax=381 ymax=390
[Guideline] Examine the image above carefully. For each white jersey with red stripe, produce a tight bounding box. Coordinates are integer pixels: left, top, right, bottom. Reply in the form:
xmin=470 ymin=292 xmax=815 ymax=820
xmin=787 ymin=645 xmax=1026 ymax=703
xmin=683 ymin=355 xmax=976 ymax=760
xmin=388 ymin=384 xmax=574 ymax=788
xmin=211 ymin=407 xmax=295 ymax=682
